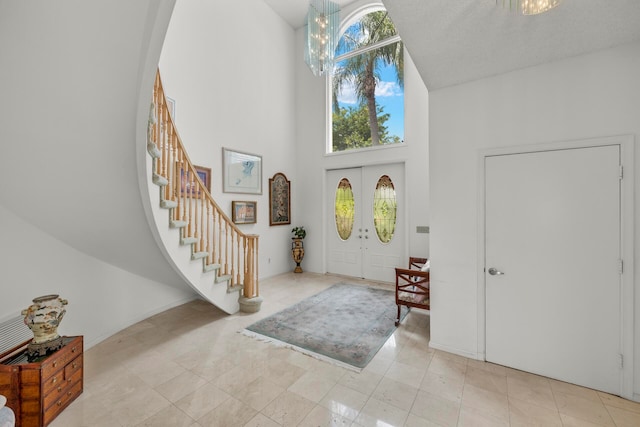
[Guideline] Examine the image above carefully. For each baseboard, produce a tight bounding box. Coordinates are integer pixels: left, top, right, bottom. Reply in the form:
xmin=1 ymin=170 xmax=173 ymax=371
xmin=428 ymin=340 xmax=481 ymax=361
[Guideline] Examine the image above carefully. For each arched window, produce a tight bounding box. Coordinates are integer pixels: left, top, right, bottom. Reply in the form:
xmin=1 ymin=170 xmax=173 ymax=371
xmin=330 ymin=7 xmax=404 ymax=153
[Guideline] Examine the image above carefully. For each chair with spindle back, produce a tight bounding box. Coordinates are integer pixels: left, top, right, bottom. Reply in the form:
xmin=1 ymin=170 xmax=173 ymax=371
xmin=394 ymin=257 xmax=430 ymax=326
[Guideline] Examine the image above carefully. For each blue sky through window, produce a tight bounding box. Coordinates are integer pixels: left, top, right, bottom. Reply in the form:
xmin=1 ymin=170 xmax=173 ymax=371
xmin=334 ymin=57 xmax=404 ymax=142
xmin=332 ymin=13 xmax=405 ymax=147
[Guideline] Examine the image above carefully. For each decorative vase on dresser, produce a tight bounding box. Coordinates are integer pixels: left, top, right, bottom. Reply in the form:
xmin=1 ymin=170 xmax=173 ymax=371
xmin=21 ymin=295 xmax=68 ymax=359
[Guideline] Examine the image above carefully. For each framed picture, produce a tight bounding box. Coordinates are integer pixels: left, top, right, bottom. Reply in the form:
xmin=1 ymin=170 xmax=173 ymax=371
xmin=222 ymin=148 xmax=262 ymax=194
xmin=232 ymin=201 xmax=257 ymax=224
xmin=269 ymin=172 xmax=291 ymax=226
xmin=179 ymin=164 xmax=211 ymax=195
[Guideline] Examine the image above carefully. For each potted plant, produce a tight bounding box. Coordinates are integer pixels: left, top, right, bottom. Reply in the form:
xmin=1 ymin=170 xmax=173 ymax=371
xmin=291 ymin=226 xmax=306 ymax=273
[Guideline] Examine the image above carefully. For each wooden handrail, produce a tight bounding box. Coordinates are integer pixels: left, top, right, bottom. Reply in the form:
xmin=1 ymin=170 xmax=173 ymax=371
xmin=149 ymin=71 xmax=259 ymax=300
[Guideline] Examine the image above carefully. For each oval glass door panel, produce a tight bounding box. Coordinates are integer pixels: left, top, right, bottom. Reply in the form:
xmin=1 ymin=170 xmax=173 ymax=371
xmin=373 ymin=175 xmax=397 ymax=243
xmin=335 ymin=178 xmax=355 ymax=240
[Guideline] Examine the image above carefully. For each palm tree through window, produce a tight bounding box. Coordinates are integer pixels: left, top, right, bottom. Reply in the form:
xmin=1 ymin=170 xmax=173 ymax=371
xmin=331 ymin=9 xmax=404 ymax=152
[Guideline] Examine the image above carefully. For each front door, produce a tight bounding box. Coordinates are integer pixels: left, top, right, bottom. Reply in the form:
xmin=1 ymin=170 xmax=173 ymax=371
xmin=326 ymin=163 xmax=405 ymax=282
xmin=485 ymin=145 xmax=621 ymax=394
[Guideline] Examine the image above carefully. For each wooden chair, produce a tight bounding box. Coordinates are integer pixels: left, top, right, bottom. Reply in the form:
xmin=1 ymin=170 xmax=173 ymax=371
xmin=394 ymin=257 xmax=430 ymax=326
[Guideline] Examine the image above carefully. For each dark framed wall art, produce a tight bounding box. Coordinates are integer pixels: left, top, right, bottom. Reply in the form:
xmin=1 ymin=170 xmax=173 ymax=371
xmin=269 ymin=172 xmax=291 ymax=226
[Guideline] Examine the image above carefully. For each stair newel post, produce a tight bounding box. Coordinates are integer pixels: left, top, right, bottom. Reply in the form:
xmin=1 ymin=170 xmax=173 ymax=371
xmin=244 ymin=236 xmax=255 ymax=298
xmin=253 ymin=235 xmax=260 ymax=297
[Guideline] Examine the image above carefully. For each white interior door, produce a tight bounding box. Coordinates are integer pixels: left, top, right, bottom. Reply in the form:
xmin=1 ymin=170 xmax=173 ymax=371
xmin=326 ymin=164 xmax=405 ymax=282
xmin=485 ymin=145 xmax=621 ymax=394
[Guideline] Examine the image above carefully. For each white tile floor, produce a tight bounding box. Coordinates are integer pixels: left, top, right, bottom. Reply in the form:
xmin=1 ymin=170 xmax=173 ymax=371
xmin=50 ymin=272 xmax=640 ymax=426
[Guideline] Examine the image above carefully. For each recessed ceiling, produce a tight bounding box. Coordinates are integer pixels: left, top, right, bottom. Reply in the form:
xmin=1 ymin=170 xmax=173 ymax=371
xmin=265 ymin=0 xmax=640 ymax=90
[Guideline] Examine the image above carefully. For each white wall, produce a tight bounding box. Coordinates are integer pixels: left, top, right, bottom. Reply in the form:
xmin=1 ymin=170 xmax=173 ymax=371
xmin=158 ymin=0 xmax=297 ymax=279
xmin=0 ymin=204 xmax=195 ymax=349
xmin=429 ymin=41 xmax=640 ymax=397
xmin=0 ymin=0 xmax=185 ymax=286
xmin=0 ymin=0 xmax=202 ymax=349
xmin=294 ymin=0 xmax=430 ymax=275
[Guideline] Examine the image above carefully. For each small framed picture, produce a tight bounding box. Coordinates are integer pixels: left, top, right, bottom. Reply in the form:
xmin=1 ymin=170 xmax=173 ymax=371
xmin=269 ymin=172 xmax=291 ymax=226
xmin=232 ymin=201 xmax=257 ymax=224
xmin=179 ymin=164 xmax=211 ymax=195
xmin=222 ymin=148 xmax=262 ymax=194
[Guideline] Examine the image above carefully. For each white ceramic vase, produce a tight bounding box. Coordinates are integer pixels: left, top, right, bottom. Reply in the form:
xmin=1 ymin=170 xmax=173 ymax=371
xmin=21 ymin=294 xmax=68 ymax=344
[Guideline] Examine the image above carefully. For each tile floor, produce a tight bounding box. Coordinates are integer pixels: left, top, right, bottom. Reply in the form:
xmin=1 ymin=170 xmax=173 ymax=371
xmin=50 ymin=272 xmax=640 ymax=426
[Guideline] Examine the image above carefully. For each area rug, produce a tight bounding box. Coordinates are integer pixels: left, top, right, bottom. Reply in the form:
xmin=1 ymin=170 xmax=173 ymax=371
xmin=243 ymin=282 xmax=407 ymax=370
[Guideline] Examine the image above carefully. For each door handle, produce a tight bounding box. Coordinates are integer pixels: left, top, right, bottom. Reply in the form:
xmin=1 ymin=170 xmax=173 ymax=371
xmin=488 ymin=267 xmax=504 ymax=276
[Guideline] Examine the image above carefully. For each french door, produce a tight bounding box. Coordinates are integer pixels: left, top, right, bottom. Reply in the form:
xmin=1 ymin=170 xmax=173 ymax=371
xmin=326 ymin=163 xmax=405 ymax=282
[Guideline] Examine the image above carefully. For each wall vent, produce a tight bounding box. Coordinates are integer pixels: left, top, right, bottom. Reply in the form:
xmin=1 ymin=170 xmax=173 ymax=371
xmin=0 ymin=314 xmax=31 ymax=355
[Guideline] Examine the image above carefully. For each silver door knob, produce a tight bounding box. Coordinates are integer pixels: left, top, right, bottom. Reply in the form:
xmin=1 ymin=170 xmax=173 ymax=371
xmin=488 ymin=268 xmax=504 ymax=276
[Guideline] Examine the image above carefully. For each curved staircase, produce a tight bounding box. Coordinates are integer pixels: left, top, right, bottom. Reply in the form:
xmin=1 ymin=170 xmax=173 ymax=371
xmin=145 ymin=71 xmax=260 ymax=314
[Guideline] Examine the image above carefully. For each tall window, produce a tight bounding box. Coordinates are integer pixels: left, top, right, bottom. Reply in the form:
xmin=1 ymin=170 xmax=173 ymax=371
xmin=330 ymin=9 xmax=404 ymax=153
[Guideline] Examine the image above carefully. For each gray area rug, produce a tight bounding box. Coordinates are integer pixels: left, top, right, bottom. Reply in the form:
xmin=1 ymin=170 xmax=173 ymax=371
xmin=244 ymin=283 xmax=407 ymax=370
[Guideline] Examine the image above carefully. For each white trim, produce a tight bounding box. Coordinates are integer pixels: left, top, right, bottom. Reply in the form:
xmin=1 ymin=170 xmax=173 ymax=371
xmin=335 ymin=35 xmax=402 ymax=63
xmin=429 ymin=340 xmax=482 ymax=361
xmin=476 ymin=134 xmax=635 ymax=400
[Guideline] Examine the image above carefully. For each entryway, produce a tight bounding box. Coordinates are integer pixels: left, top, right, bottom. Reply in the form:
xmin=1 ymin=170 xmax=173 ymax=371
xmin=326 ymin=163 xmax=405 ymax=283
xmin=483 ymin=141 xmax=631 ymax=397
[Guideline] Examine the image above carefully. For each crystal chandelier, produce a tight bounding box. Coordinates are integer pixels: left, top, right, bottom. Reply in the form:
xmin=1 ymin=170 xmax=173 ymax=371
xmin=304 ymin=0 xmax=340 ymax=76
xmin=499 ymin=0 xmax=562 ymax=15
xmin=521 ymin=0 xmax=561 ymax=15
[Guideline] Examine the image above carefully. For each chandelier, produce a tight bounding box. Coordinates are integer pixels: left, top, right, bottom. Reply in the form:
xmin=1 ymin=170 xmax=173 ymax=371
xmin=304 ymin=0 xmax=340 ymax=76
xmin=499 ymin=0 xmax=562 ymax=15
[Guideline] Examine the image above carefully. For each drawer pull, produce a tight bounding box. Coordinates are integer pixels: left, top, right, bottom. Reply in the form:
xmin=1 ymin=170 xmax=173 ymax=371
xmin=67 ymin=378 xmax=72 ymax=383
xmin=52 ymin=377 xmax=57 ymax=384
xmin=67 ymin=391 xmax=72 ymax=396
xmin=72 ymin=362 xmax=77 ymax=368
xmin=57 ymin=401 xmax=62 ymax=406
xmin=57 ymin=386 xmax=62 ymax=392
xmin=71 ymin=347 xmax=77 ymax=353
xmin=53 ymin=361 xmax=58 ymax=368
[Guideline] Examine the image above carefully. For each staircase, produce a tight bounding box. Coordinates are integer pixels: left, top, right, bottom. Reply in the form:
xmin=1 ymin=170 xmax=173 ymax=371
xmin=145 ymin=71 xmax=260 ymax=314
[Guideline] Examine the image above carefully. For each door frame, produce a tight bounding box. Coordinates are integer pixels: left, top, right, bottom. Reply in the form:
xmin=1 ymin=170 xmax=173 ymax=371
xmin=322 ymin=161 xmax=409 ymax=281
xmin=476 ymin=135 xmax=635 ymax=399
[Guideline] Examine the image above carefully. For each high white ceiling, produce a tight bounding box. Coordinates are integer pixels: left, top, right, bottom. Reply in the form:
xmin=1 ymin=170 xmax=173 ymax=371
xmin=265 ymin=0 xmax=640 ymax=90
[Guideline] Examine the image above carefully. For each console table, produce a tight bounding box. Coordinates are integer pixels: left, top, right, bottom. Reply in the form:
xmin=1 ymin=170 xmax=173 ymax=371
xmin=0 ymin=336 xmax=83 ymax=427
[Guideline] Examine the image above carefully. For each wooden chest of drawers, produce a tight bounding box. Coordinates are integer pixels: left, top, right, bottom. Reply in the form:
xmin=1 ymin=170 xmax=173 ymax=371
xmin=0 ymin=336 xmax=83 ymax=427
